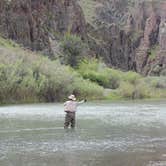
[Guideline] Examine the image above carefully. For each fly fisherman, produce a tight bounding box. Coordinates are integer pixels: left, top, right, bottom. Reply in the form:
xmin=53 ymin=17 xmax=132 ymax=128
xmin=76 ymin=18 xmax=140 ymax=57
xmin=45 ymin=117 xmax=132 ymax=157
xmin=64 ymin=94 xmax=86 ymax=129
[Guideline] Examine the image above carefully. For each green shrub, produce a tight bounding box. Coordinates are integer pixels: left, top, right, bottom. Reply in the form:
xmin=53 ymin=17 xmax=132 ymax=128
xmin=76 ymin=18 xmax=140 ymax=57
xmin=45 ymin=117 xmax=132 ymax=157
xmin=73 ymin=76 xmax=104 ymax=100
xmin=78 ymin=59 xmax=121 ymax=89
xmin=118 ymin=79 xmax=164 ymax=99
xmin=143 ymin=76 xmax=166 ymax=89
xmin=104 ymin=89 xmax=122 ymax=100
xmin=60 ymin=33 xmax=87 ymax=68
xmin=0 ymin=36 xmax=19 ymax=48
xmin=78 ymin=58 xmax=166 ymax=100
xmin=78 ymin=59 xmax=142 ymax=90
xmin=0 ymin=62 xmax=39 ymax=103
xmin=107 ymin=68 xmax=121 ymax=89
xmin=122 ymin=71 xmax=142 ymax=84
xmin=0 ymin=36 xmax=165 ymax=103
xmin=133 ymin=80 xmax=151 ymax=99
xmin=0 ymin=41 xmax=104 ymax=104
xmin=119 ymin=82 xmax=135 ymax=99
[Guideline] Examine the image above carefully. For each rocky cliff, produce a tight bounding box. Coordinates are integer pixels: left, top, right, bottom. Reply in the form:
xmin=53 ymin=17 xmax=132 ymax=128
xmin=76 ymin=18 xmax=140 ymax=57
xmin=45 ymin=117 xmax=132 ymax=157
xmin=0 ymin=0 xmax=165 ymax=75
xmin=79 ymin=0 xmax=166 ymax=76
xmin=0 ymin=0 xmax=86 ymax=57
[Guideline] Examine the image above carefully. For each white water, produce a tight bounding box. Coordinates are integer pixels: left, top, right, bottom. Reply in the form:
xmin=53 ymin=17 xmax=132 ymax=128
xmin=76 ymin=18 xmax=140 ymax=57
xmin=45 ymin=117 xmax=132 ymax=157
xmin=0 ymin=101 xmax=166 ymax=166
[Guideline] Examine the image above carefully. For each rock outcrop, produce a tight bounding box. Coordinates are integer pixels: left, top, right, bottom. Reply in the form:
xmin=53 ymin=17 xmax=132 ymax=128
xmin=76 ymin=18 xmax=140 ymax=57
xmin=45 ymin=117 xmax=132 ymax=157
xmin=0 ymin=0 xmax=165 ymax=75
xmin=134 ymin=1 xmax=166 ymax=76
xmin=0 ymin=0 xmax=86 ymax=57
xmin=79 ymin=0 xmax=166 ymax=75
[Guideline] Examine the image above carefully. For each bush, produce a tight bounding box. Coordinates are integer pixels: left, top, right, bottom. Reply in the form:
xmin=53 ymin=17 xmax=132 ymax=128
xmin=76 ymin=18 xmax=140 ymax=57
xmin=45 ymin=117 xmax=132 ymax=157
xmin=104 ymin=89 xmax=122 ymax=100
xmin=122 ymin=71 xmax=142 ymax=84
xmin=78 ymin=59 xmax=121 ymax=89
xmin=0 ymin=41 xmax=104 ymax=104
xmin=0 ymin=62 xmax=39 ymax=103
xmin=143 ymin=76 xmax=166 ymax=89
xmin=118 ymin=82 xmax=135 ymax=99
xmin=0 ymin=36 xmax=19 ymax=48
xmin=1 ymin=36 xmax=165 ymax=103
xmin=107 ymin=68 xmax=121 ymax=89
xmin=72 ymin=75 xmax=104 ymax=100
xmin=133 ymin=80 xmax=151 ymax=99
xmin=60 ymin=33 xmax=87 ymax=68
xmin=118 ymin=79 xmax=166 ymax=99
xmin=78 ymin=58 xmax=166 ymax=100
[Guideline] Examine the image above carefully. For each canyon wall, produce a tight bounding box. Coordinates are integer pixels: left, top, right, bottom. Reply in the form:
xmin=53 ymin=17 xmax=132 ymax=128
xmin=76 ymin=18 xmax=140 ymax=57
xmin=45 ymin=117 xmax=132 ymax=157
xmin=0 ymin=0 xmax=86 ymax=57
xmin=0 ymin=0 xmax=165 ymax=75
xmin=79 ymin=0 xmax=166 ymax=75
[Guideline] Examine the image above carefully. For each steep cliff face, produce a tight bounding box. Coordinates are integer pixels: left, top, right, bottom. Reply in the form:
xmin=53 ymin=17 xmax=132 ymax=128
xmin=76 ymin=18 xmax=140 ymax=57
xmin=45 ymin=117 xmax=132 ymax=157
xmin=0 ymin=0 xmax=165 ymax=75
xmin=79 ymin=0 xmax=166 ymax=75
xmin=134 ymin=1 xmax=166 ymax=76
xmin=0 ymin=0 xmax=86 ymax=57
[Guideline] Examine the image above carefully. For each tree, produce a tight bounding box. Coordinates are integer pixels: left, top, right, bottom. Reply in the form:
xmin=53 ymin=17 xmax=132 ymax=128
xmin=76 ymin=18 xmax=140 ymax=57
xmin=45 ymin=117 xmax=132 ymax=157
xmin=60 ymin=33 xmax=87 ymax=68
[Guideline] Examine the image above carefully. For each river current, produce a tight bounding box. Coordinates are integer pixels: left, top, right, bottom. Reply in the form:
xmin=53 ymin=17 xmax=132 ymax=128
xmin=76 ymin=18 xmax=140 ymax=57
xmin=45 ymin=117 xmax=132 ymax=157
xmin=0 ymin=101 xmax=166 ymax=166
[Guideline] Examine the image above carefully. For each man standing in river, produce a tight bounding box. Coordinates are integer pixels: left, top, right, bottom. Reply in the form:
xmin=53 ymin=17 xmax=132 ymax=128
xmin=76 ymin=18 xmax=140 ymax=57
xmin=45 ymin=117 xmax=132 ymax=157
xmin=64 ymin=94 xmax=86 ymax=129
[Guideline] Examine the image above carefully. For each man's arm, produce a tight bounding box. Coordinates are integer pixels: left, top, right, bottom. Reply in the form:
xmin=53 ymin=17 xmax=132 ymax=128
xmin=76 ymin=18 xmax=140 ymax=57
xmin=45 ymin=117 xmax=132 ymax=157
xmin=76 ymin=99 xmax=87 ymax=105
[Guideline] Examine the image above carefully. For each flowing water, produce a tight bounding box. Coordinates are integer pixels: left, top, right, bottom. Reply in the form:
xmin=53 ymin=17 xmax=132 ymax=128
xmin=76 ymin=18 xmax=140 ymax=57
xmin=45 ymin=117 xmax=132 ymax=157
xmin=0 ymin=101 xmax=166 ymax=166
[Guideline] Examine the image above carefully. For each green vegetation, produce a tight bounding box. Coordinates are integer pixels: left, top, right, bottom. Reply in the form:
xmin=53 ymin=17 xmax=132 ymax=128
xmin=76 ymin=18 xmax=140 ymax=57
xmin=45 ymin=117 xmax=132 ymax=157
xmin=0 ymin=35 xmax=165 ymax=104
xmin=78 ymin=59 xmax=141 ymax=88
xmin=78 ymin=59 xmax=120 ymax=89
xmin=60 ymin=33 xmax=87 ymax=68
xmin=77 ymin=58 xmax=166 ymax=100
xmin=0 ymin=37 xmax=103 ymax=104
xmin=0 ymin=36 xmax=19 ymax=48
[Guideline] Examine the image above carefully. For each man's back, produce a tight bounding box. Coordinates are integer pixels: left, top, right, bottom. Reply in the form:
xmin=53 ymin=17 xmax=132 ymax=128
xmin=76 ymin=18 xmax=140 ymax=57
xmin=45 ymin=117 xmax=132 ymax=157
xmin=64 ymin=100 xmax=77 ymax=112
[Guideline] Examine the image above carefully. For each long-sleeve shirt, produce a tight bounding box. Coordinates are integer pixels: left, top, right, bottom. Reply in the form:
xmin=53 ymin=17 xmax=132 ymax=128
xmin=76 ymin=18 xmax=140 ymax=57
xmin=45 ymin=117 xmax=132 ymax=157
xmin=64 ymin=100 xmax=84 ymax=112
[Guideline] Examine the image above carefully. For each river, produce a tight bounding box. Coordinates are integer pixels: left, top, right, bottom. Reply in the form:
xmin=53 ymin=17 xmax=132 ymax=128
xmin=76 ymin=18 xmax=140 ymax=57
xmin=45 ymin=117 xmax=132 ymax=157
xmin=0 ymin=101 xmax=166 ymax=166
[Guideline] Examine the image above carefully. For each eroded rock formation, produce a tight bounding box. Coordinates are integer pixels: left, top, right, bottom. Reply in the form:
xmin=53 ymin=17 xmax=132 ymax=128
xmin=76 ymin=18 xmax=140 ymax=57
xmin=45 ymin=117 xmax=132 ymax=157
xmin=0 ymin=0 xmax=86 ymax=57
xmin=79 ymin=0 xmax=166 ymax=75
xmin=0 ymin=0 xmax=165 ymax=75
